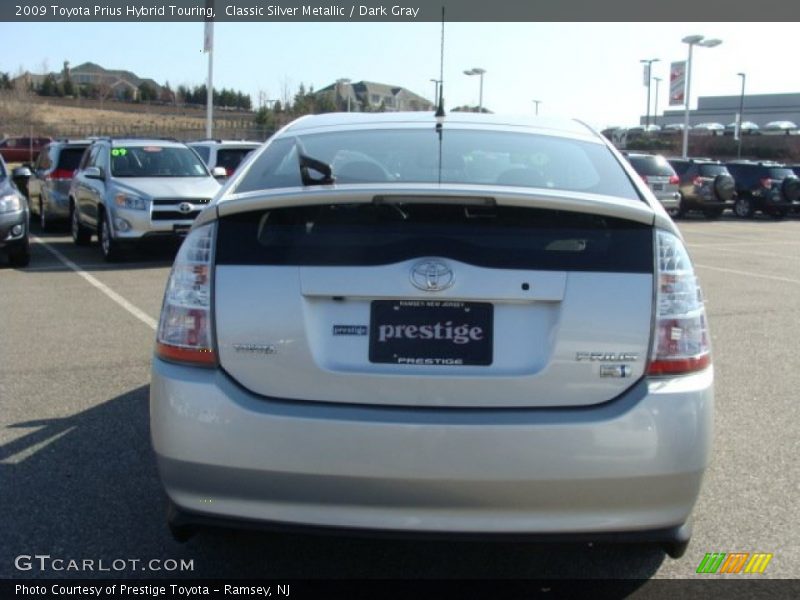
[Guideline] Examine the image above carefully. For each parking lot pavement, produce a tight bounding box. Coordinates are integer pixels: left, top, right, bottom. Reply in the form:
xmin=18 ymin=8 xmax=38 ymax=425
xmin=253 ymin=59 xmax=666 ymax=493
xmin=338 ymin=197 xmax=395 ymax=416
xmin=1 ymin=218 xmax=798 ymax=582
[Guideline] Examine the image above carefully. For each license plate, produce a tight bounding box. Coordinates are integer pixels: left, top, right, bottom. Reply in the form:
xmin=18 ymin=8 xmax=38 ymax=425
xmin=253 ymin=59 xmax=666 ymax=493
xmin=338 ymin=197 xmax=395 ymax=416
xmin=369 ymin=300 xmax=493 ymax=366
xmin=652 ymin=183 xmax=664 ymax=191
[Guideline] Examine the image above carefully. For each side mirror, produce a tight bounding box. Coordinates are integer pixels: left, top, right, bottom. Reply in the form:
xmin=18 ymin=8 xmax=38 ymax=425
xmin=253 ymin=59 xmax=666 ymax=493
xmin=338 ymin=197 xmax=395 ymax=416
xmin=211 ymin=166 xmax=227 ymax=178
xmin=12 ymin=166 xmax=32 ymax=179
xmin=11 ymin=167 xmax=32 ymax=198
xmin=85 ymin=166 xmax=103 ymax=180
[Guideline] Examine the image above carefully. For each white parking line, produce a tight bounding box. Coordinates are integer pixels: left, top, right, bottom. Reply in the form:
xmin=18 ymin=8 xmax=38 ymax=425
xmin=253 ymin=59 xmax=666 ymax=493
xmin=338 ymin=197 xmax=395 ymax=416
xmin=31 ymin=236 xmax=158 ymax=331
xmin=694 ymin=263 xmax=800 ymax=285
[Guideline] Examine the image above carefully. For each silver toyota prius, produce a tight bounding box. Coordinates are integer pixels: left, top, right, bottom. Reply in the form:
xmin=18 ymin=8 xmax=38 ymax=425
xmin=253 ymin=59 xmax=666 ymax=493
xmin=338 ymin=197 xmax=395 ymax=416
xmin=150 ymin=112 xmax=714 ymax=558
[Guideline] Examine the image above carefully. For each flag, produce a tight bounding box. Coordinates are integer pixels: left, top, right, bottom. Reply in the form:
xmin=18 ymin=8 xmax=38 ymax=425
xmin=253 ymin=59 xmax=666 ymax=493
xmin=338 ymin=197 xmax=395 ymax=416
xmin=669 ymin=61 xmax=686 ymax=106
xmin=643 ymin=64 xmax=651 ymax=87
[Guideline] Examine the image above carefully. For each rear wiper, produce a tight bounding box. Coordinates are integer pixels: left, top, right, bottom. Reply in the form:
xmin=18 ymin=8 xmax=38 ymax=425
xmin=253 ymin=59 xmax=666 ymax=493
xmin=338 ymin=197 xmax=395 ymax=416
xmin=296 ymin=140 xmax=335 ymax=186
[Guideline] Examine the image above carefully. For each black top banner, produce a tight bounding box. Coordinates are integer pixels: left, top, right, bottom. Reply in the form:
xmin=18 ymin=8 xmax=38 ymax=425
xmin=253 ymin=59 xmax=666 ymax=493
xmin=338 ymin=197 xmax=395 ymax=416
xmin=2 ymin=0 xmax=799 ymax=22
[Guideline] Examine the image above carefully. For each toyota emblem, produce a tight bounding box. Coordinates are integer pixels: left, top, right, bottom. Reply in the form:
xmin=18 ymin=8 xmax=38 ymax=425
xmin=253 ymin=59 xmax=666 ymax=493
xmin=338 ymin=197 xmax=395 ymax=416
xmin=410 ymin=259 xmax=454 ymax=292
xmin=178 ymin=202 xmax=193 ymax=214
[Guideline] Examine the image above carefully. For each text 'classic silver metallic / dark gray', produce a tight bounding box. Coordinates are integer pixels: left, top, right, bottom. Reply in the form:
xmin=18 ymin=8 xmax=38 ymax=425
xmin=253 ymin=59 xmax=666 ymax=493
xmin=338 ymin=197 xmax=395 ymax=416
xmin=150 ymin=112 xmax=713 ymax=558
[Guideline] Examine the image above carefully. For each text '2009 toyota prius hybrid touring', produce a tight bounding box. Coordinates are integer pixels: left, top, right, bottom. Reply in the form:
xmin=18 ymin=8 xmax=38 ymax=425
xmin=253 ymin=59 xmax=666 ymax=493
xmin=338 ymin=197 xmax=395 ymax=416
xmin=150 ymin=112 xmax=713 ymax=559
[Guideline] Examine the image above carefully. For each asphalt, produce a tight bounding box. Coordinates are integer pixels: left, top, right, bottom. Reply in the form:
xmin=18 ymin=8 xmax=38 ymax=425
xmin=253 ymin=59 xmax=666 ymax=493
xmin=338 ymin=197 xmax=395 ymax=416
xmin=1 ymin=214 xmax=798 ymax=585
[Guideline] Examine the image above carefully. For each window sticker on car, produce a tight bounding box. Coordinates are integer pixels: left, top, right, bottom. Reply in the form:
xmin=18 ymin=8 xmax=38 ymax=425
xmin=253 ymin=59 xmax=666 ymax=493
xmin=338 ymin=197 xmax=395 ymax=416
xmin=111 ymin=148 xmax=128 ymax=157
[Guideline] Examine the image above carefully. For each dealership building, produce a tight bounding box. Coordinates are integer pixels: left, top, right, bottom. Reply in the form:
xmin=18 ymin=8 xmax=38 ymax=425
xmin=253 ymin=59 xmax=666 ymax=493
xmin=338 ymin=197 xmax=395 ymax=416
xmin=646 ymin=93 xmax=800 ymax=128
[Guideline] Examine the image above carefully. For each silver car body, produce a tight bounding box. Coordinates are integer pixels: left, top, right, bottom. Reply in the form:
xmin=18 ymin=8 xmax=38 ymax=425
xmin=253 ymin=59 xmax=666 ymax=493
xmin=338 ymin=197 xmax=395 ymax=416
xmin=625 ymin=153 xmax=681 ymax=213
xmin=28 ymin=141 xmax=91 ymax=223
xmin=151 ymin=113 xmax=713 ymax=548
xmin=69 ymin=139 xmax=221 ymax=243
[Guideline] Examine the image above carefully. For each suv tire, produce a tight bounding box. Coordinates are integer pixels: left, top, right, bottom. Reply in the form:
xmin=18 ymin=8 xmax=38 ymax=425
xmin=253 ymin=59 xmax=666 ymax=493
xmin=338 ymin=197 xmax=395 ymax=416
xmin=734 ymin=197 xmax=754 ymax=219
xmin=98 ymin=210 xmax=123 ymax=262
xmin=781 ymin=177 xmax=800 ymax=203
xmin=713 ymin=174 xmax=735 ymax=202
xmin=70 ymin=202 xmax=92 ymax=245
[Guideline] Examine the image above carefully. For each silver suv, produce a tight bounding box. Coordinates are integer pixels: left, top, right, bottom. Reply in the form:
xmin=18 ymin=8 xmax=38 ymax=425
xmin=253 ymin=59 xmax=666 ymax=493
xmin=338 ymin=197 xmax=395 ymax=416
xmin=151 ymin=113 xmax=714 ymax=558
xmin=69 ymin=138 xmax=223 ymax=260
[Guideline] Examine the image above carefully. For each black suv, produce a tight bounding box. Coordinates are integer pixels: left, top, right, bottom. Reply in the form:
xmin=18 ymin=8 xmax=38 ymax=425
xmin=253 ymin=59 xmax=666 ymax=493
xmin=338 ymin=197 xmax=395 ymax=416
xmin=667 ymin=158 xmax=736 ymax=219
xmin=27 ymin=139 xmax=92 ymax=231
xmin=724 ymin=161 xmax=800 ymax=219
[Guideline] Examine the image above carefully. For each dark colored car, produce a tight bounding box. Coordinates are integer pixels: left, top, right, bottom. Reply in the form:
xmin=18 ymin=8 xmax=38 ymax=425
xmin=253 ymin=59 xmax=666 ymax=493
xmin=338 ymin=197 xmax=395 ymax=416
xmin=0 ymin=156 xmax=32 ymax=266
xmin=0 ymin=136 xmax=53 ymax=164
xmin=667 ymin=158 xmax=736 ymax=219
xmin=27 ymin=139 xmax=92 ymax=231
xmin=724 ymin=161 xmax=800 ymax=219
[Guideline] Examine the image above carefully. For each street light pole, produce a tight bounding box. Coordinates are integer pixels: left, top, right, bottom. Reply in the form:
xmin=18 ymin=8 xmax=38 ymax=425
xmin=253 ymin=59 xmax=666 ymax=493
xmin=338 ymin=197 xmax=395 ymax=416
xmin=532 ymin=99 xmax=542 ymax=115
xmin=681 ymin=35 xmax=722 ymax=158
xmin=640 ymin=58 xmax=660 ymax=128
xmin=653 ymin=77 xmax=662 ymax=127
xmin=464 ymin=68 xmax=486 ymax=113
xmin=737 ymin=72 xmax=746 ymax=158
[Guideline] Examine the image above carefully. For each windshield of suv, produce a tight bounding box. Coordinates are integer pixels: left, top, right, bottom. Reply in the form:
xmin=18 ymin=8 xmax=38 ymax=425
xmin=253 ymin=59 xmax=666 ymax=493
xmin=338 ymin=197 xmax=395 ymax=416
xmin=235 ymin=128 xmax=640 ymax=200
xmin=110 ymin=146 xmax=209 ymax=178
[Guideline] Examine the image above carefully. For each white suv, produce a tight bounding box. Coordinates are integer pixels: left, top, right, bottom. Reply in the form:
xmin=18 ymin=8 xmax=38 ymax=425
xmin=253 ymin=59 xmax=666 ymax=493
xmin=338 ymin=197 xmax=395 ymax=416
xmin=151 ymin=113 xmax=714 ymax=558
xmin=187 ymin=140 xmax=260 ymax=178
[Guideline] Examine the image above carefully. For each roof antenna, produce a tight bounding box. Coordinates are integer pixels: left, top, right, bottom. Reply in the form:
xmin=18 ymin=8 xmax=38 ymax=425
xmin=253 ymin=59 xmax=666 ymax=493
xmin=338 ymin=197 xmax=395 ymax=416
xmin=435 ymin=6 xmax=446 ymax=129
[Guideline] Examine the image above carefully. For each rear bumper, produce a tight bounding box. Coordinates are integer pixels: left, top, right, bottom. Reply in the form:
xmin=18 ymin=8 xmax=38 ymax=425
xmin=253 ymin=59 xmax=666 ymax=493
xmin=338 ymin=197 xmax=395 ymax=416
xmin=150 ymin=360 xmax=714 ymax=536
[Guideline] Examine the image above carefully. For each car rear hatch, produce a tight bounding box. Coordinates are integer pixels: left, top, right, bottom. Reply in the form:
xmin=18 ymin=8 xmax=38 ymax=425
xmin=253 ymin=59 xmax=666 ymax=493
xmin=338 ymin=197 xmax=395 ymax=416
xmin=213 ymin=191 xmax=656 ymax=408
xmin=50 ymin=146 xmax=88 ymax=196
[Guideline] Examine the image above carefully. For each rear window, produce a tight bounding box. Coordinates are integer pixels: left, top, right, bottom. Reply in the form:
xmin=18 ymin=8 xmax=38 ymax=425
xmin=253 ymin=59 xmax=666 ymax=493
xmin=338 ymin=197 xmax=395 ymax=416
xmin=234 ymin=128 xmax=640 ymax=201
xmin=627 ymin=156 xmax=676 ymax=177
xmin=698 ymin=164 xmax=729 ymax=177
xmin=768 ymin=168 xmax=796 ymax=179
xmin=57 ymin=147 xmax=88 ymax=171
xmin=216 ymin=203 xmax=653 ymax=273
xmin=217 ymin=148 xmax=255 ymax=172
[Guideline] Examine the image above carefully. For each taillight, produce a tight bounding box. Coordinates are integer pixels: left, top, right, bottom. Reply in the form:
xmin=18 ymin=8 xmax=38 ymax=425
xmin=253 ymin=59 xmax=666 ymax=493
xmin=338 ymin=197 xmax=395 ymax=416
xmin=47 ymin=168 xmax=74 ymax=180
xmin=155 ymin=223 xmax=217 ymax=366
xmin=760 ymin=177 xmax=772 ymax=189
xmin=640 ymin=174 xmax=649 ymax=184
xmin=647 ymin=231 xmax=711 ymax=376
xmin=692 ymin=176 xmax=703 ymax=187
xmin=669 ymin=175 xmax=680 ymax=185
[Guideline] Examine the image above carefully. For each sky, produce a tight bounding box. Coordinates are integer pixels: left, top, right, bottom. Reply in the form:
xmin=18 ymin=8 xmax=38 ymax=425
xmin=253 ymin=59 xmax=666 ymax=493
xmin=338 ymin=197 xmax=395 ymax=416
xmin=0 ymin=21 xmax=797 ymax=130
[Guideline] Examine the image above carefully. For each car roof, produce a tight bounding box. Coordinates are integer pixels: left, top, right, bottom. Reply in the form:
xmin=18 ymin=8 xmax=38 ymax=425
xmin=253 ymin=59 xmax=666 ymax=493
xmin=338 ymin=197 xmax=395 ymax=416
xmin=96 ymin=138 xmax=187 ymax=148
xmin=280 ymin=111 xmax=601 ymax=141
xmin=189 ymin=140 xmax=261 ymax=146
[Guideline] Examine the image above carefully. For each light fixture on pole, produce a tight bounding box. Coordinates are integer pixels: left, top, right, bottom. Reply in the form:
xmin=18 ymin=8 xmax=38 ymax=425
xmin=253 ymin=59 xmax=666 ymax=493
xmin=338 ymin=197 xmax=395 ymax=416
xmin=430 ymin=78 xmax=441 ymax=106
xmin=532 ymin=99 xmax=542 ymax=116
xmin=681 ymin=35 xmax=722 ymax=158
xmin=653 ymin=77 xmax=662 ymax=127
xmin=737 ymin=72 xmax=746 ymax=158
xmin=640 ymin=58 xmax=660 ymax=128
xmin=463 ymin=67 xmax=486 ymax=113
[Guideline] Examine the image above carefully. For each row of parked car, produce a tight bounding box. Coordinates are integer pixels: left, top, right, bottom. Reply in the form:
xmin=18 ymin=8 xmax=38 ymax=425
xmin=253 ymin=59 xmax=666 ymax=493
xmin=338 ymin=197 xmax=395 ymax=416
xmin=0 ymin=136 xmax=260 ymax=265
xmin=624 ymin=153 xmax=800 ymax=219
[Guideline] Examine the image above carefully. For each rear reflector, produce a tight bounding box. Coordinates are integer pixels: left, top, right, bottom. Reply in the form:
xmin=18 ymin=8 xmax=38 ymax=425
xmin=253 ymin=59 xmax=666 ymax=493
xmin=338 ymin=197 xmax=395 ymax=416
xmin=156 ymin=224 xmax=218 ymax=367
xmin=48 ymin=168 xmax=75 ymax=180
xmin=647 ymin=231 xmax=711 ymax=376
xmin=669 ymin=175 xmax=680 ymax=185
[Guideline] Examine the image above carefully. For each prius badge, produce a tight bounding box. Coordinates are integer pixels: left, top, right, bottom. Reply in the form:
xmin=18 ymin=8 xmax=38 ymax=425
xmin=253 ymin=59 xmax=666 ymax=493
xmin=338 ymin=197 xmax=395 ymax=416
xmin=410 ymin=259 xmax=454 ymax=292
